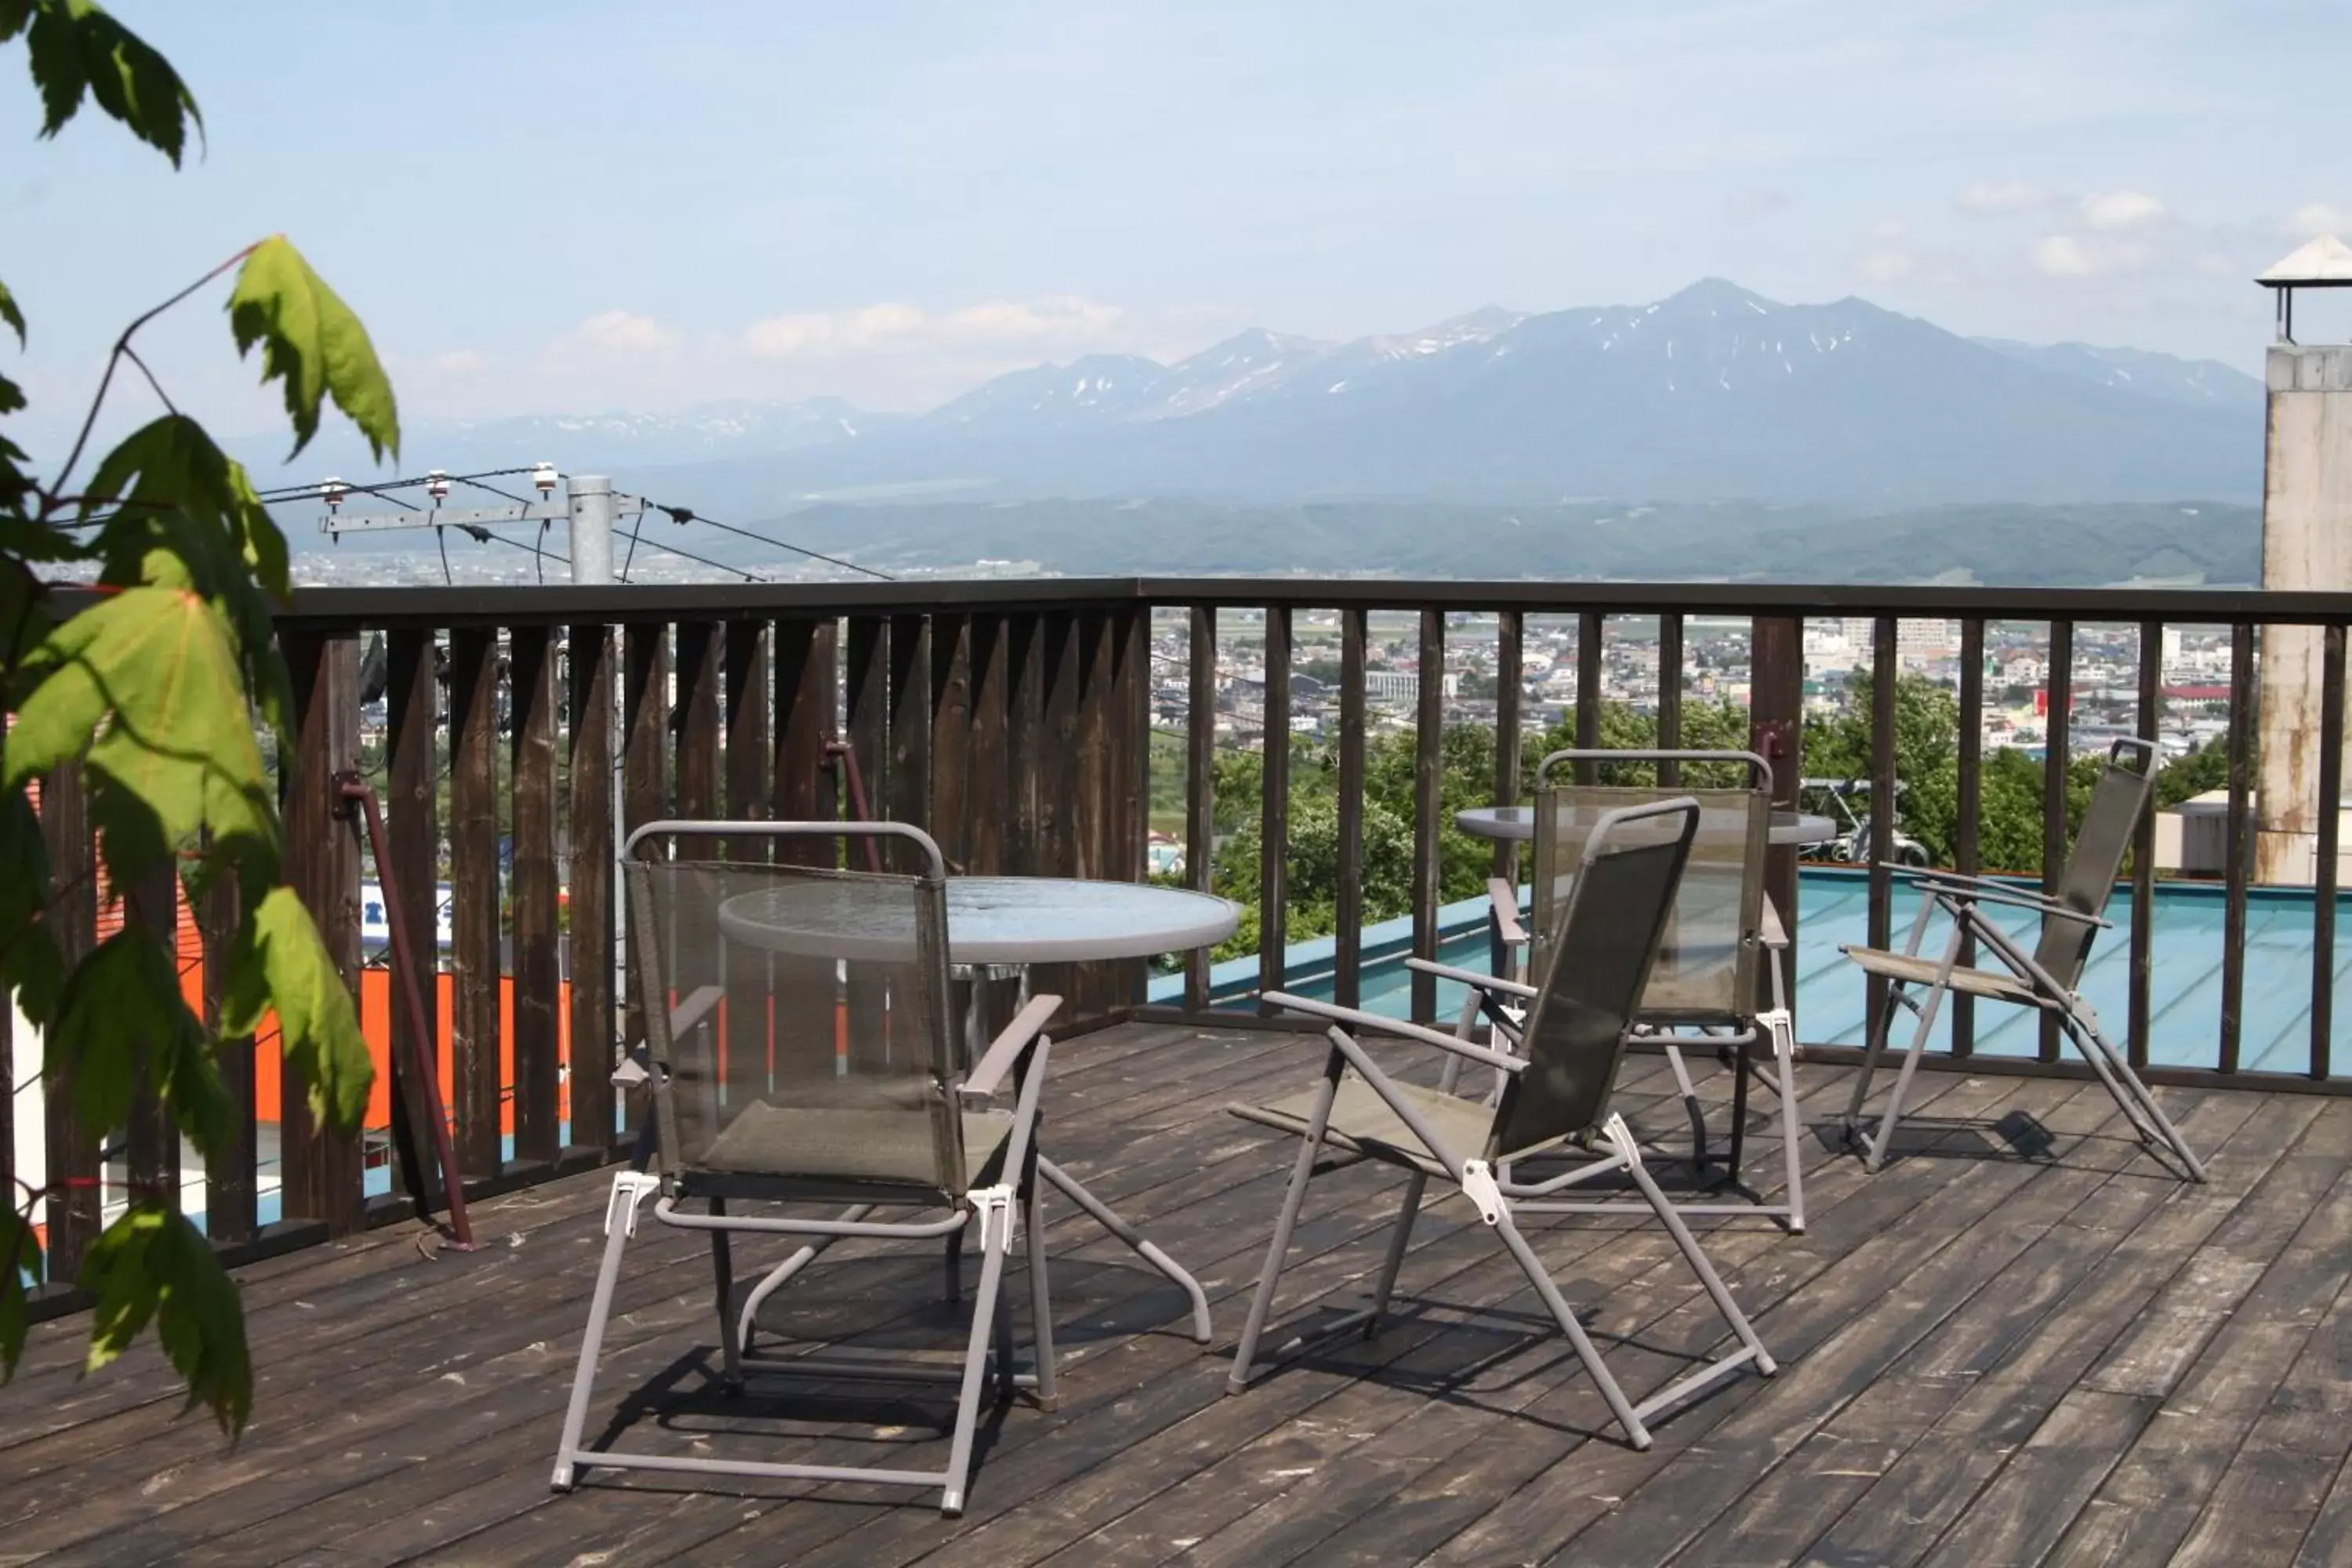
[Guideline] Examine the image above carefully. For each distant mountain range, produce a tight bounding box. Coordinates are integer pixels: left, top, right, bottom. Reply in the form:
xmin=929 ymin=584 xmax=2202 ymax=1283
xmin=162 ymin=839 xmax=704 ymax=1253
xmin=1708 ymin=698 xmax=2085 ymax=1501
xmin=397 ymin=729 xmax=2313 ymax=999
xmin=252 ymin=278 xmax=2265 ymax=517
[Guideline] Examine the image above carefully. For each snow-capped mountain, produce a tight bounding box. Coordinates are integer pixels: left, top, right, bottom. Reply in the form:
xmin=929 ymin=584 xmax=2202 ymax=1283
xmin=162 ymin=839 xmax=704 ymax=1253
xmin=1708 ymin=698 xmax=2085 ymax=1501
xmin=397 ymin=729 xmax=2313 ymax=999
xmin=259 ymin=281 xmax=2267 ymax=511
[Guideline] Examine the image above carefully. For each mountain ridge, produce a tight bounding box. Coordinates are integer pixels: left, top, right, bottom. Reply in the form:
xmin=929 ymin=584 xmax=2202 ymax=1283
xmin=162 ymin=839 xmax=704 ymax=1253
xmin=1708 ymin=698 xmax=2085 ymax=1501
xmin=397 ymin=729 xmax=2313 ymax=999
xmin=245 ymin=279 xmax=2267 ymax=508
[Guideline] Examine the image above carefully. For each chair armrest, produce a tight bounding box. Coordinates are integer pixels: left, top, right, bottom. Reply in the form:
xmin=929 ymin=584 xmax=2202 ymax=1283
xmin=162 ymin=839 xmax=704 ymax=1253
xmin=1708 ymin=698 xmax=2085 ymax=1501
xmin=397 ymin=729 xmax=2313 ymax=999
xmin=1262 ymin=991 xmax=1526 ymax=1074
xmin=1759 ymin=901 xmax=1790 ymax=950
xmin=1405 ymin=956 xmax=1537 ymax=1000
xmin=1899 ymin=868 xmax=2113 ymax=928
xmin=1487 ymin=878 xmax=1529 ymax=946
xmin=960 ymin=994 xmax=1062 ymax=1098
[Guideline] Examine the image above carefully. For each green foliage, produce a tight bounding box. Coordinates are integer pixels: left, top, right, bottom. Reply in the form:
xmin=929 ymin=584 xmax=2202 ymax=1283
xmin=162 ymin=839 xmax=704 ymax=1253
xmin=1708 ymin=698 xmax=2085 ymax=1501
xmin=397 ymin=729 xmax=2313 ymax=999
xmin=0 ymin=5 xmax=391 ymax=1435
xmin=228 ymin=235 xmax=400 ymax=462
xmin=79 ymin=1203 xmax=249 ymax=1433
xmin=5 ymin=0 xmax=201 ymax=165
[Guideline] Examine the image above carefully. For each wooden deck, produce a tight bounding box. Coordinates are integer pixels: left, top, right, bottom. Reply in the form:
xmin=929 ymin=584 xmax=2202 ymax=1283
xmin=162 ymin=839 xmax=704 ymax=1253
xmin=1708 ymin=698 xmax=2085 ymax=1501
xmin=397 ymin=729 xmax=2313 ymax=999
xmin=7 ymin=1021 xmax=2352 ymax=1566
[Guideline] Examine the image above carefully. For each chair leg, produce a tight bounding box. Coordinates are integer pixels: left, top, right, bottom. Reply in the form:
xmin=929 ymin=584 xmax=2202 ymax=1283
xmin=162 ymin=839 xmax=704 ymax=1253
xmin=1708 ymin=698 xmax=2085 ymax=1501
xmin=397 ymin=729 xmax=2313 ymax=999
xmin=1664 ymin=1044 xmax=1710 ymax=1176
xmin=940 ymin=1206 xmax=1011 ymax=1519
xmin=2064 ymin=1004 xmax=2207 ymax=1181
xmin=1615 ymin=1121 xmax=1777 ymax=1377
xmin=945 ymin=1227 xmax=964 ymax=1305
xmin=1229 ymin=1075 xmax=1337 ymax=1395
xmin=1767 ymin=1011 xmax=1807 ymax=1233
xmin=1489 ymin=1210 xmax=1652 ymax=1450
xmin=1023 ymin=1168 xmax=1059 ymax=1411
xmin=551 ymin=1188 xmax=637 ymax=1491
xmin=1364 ymin=1171 xmax=1428 ymax=1339
xmin=709 ymin=1196 xmax=742 ymax=1392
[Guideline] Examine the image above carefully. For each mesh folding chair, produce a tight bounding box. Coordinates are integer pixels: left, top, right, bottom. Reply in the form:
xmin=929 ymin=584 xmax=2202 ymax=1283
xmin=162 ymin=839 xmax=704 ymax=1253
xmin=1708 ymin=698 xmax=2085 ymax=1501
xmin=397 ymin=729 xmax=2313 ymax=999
xmin=551 ymin=821 xmax=1061 ymax=1518
xmin=1446 ymin=749 xmax=1804 ymax=1231
xmin=1227 ymin=798 xmax=1776 ymax=1451
xmin=1839 ymin=739 xmax=2205 ymax=1181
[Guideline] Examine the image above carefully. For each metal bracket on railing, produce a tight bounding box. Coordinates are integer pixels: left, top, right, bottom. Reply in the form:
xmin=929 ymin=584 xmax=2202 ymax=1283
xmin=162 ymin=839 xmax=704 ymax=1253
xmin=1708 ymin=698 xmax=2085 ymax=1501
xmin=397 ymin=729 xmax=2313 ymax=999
xmin=604 ymin=1171 xmax=661 ymax=1238
xmin=1760 ymin=1008 xmax=1795 ymax=1061
xmin=969 ymin=1183 xmax=1017 ymax=1249
xmin=1459 ymin=1160 xmax=1506 ymax=1225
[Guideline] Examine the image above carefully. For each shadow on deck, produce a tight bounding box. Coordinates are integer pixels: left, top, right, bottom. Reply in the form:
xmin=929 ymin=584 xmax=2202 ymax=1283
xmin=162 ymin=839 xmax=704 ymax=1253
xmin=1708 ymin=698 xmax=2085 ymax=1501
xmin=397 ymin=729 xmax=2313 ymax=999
xmin=5 ymin=1022 xmax=2351 ymax=1567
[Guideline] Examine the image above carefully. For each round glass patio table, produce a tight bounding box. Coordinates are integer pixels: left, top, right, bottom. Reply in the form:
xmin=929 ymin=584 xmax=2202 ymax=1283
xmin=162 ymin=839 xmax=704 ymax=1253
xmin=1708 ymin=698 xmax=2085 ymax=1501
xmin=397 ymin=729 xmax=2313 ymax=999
xmin=716 ymin=876 xmax=1238 ymax=965
xmin=1454 ymin=805 xmax=1836 ymax=847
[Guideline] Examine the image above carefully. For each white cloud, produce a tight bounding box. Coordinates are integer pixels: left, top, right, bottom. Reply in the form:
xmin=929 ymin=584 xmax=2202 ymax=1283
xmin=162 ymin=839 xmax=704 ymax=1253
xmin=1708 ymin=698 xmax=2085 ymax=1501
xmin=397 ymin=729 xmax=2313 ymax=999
xmin=2288 ymin=201 xmax=2352 ymax=238
xmin=554 ymin=310 xmax=679 ymax=357
xmin=743 ymin=303 xmax=927 ymax=359
xmin=2081 ymin=190 xmax=2167 ymax=231
xmin=2031 ymin=234 xmax=2147 ymax=278
xmin=742 ymin=295 xmax=1129 ymax=362
xmin=1857 ymin=249 xmax=1915 ymax=282
xmin=429 ymin=349 xmax=488 ymax=376
xmin=1958 ymin=181 xmax=2060 ymax=215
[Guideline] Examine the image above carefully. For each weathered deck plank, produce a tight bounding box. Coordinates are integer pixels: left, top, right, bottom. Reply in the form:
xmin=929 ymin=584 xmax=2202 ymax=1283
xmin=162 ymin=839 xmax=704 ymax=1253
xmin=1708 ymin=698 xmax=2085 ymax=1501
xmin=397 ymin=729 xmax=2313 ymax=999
xmin=0 ymin=1025 xmax=2346 ymax=1568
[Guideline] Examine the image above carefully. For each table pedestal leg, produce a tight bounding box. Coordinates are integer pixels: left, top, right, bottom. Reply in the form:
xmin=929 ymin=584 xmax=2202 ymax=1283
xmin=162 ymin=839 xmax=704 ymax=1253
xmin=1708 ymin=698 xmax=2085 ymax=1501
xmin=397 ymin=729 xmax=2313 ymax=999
xmin=1035 ymin=1155 xmax=1214 ymax=1344
xmin=952 ymin=960 xmax=1213 ymax=1345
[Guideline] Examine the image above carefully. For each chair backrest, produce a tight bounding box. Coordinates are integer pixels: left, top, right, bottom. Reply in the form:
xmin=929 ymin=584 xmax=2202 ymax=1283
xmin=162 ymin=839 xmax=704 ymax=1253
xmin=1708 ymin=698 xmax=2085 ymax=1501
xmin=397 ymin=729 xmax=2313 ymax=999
xmin=1486 ymin=797 xmax=1699 ymax=1159
xmin=2031 ymin=739 xmax=2159 ymax=988
xmin=622 ymin=820 xmax=966 ymax=1198
xmin=1527 ymin=750 xmax=1772 ymax=1022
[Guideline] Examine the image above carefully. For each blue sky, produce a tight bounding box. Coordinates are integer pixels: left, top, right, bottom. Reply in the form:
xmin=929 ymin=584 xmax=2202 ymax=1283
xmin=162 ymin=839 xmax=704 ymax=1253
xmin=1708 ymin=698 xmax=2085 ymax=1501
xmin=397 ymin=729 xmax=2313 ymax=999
xmin=8 ymin=0 xmax=2352 ymax=455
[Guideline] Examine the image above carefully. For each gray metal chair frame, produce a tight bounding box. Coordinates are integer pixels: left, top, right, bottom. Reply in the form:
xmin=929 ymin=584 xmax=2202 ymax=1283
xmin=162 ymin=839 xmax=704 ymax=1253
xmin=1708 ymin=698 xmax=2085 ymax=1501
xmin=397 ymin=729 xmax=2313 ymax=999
xmin=1227 ymin=798 xmax=1776 ymax=1451
xmin=1464 ymin=747 xmax=1806 ymax=1231
xmin=551 ymin=820 xmax=1062 ymax=1518
xmin=1838 ymin=739 xmax=2206 ymax=1182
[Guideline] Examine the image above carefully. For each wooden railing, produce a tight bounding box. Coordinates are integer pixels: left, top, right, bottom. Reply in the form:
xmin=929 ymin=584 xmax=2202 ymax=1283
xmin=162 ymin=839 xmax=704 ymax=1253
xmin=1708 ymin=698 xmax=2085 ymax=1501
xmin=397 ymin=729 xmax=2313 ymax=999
xmin=16 ymin=576 xmax=2352 ymax=1301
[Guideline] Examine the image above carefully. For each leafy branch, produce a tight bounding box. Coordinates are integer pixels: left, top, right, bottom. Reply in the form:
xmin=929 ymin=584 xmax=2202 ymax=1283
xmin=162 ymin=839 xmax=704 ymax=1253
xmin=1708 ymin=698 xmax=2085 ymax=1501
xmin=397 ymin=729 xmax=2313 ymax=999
xmin=0 ymin=1 xmax=399 ymax=1433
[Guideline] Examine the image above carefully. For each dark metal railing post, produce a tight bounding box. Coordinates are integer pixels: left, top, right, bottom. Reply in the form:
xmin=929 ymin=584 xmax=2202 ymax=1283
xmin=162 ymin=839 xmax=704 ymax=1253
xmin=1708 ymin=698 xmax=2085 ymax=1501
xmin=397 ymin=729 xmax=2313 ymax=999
xmin=2222 ymin=621 xmax=2256 ymax=1075
xmin=1337 ymin=607 xmax=1368 ymax=1011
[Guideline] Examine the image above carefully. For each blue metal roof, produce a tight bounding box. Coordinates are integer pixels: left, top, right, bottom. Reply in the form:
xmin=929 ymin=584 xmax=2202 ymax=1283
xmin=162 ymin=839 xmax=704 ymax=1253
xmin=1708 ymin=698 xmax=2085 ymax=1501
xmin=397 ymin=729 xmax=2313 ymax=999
xmin=1159 ymin=868 xmax=2352 ymax=1077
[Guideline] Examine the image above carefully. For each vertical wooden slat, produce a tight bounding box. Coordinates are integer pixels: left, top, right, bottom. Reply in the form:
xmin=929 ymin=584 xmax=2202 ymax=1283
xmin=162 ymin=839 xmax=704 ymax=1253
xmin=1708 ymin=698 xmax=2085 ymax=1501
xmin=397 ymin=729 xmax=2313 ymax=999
xmin=1037 ymin=612 xmax=1084 ymax=1020
xmin=123 ymin=860 xmax=180 ymax=1214
xmin=1866 ymin=616 xmax=1898 ymax=1051
xmin=201 ymin=869 xmax=254 ymax=1243
xmin=720 ymin=619 xmax=771 ymax=1109
xmin=1749 ymin=615 xmax=1804 ymax=1033
xmin=1184 ymin=606 xmax=1216 ymax=1011
xmin=620 ymin=621 xmax=668 ymax=1062
xmin=507 ymin=626 xmax=561 ymax=1167
xmin=724 ymin=619 xmax=771 ymax=851
xmin=383 ymin=630 xmax=442 ymax=1182
xmin=1114 ymin=606 xmax=1150 ymax=1007
xmin=888 ymin=613 xmax=933 ymax=869
xmin=281 ymin=630 xmax=365 ymax=1232
xmin=38 ymin=764 xmax=100 ymax=1279
xmin=2040 ymin=619 xmax=2074 ymax=1064
xmin=844 ymin=616 xmax=888 ymax=830
xmin=771 ymin=618 xmax=837 ymax=865
xmin=964 ymin=616 xmax=1009 ymax=880
xmin=2221 ymin=620 xmax=2256 ymax=1074
xmin=1336 ymin=607 xmax=1368 ymax=1011
xmin=2130 ymin=619 xmax=2161 ymax=1072
xmin=565 ymin=621 xmax=615 ymax=1152
xmin=2314 ymin=622 xmax=2345 ymax=1081
xmin=1258 ymin=607 xmax=1290 ymax=1010
xmin=1495 ymin=609 xmax=1523 ymax=880
xmin=1008 ymin=615 xmax=1045 ymax=877
xmin=1656 ymin=612 xmax=1683 ymax=786
xmin=1575 ymin=610 xmax=1602 ymax=782
xmin=930 ymin=613 xmax=975 ymax=873
xmin=1411 ymin=609 xmax=1445 ymax=1023
xmin=674 ymin=620 xmax=722 ymax=835
xmin=1953 ymin=619 xmax=1985 ymax=1057
xmin=446 ymin=628 xmax=503 ymax=1179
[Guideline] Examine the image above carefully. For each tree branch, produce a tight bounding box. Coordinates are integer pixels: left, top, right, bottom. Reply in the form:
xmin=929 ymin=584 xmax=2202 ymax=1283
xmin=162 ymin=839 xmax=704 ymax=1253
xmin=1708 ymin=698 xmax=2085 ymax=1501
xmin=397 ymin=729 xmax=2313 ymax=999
xmin=42 ymin=242 xmax=260 ymax=514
